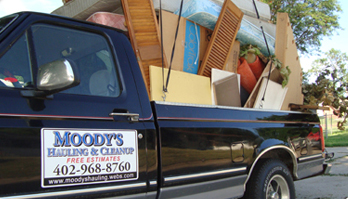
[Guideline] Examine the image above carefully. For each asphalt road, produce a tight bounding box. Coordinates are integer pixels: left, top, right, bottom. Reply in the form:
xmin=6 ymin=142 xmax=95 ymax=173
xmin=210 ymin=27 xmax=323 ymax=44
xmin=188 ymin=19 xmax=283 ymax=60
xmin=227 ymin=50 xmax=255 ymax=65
xmin=295 ymin=147 xmax=348 ymax=199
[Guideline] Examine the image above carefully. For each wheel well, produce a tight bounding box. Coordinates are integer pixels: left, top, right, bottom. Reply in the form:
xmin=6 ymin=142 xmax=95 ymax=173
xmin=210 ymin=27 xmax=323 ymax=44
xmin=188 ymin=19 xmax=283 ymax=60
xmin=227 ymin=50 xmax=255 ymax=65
xmin=251 ymin=148 xmax=296 ymax=179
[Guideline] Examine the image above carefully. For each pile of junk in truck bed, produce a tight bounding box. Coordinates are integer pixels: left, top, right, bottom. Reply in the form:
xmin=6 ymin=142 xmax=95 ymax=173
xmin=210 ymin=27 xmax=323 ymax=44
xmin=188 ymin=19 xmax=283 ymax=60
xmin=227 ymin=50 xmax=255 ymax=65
xmin=54 ymin=0 xmax=309 ymax=111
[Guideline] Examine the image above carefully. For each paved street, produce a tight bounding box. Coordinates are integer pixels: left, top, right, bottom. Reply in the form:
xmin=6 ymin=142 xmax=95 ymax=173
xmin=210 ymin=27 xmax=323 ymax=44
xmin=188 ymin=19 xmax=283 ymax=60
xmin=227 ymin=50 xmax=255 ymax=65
xmin=295 ymin=147 xmax=348 ymax=199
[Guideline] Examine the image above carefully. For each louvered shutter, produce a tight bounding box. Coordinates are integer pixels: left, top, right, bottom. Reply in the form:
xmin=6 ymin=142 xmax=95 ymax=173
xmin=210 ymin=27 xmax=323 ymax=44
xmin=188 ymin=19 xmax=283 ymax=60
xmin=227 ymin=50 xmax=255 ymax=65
xmin=122 ymin=0 xmax=167 ymax=96
xmin=198 ymin=0 xmax=243 ymax=77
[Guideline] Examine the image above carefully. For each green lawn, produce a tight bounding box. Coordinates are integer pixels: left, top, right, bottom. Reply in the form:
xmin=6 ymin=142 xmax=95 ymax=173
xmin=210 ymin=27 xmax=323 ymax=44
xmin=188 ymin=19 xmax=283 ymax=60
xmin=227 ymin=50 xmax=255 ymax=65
xmin=324 ymin=129 xmax=348 ymax=147
xmin=320 ymin=115 xmax=348 ymax=147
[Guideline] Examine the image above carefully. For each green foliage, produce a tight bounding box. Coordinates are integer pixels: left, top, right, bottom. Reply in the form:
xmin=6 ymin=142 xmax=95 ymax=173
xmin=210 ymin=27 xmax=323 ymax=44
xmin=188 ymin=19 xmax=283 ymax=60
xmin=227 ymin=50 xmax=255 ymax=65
xmin=303 ymin=49 xmax=348 ymax=129
xmin=273 ymin=56 xmax=291 ymax=88
xmin=271 ymin=55 xmax=282 ymax=69
xmin=280 ymin=66 xmax=291 ymax=88
xmin=260 ymin=0 xmax=342 ymax=55
xmin=239 ymin=44 xmax=261 ymax=59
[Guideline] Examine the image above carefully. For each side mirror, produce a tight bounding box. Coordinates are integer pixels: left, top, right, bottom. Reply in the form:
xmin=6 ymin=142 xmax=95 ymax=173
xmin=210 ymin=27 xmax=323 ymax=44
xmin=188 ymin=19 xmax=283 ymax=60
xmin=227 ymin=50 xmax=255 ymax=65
xmin=37 ymin=59 xmax=79 ymax=91
xmin=21 ymin=59 xmax=80 ymax=98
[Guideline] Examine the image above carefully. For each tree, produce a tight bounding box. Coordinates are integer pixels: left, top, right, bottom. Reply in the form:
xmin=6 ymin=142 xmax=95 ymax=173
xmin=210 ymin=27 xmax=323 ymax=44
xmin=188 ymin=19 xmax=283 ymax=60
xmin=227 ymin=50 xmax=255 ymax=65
xmin=302 ymin=49 xmax=348 ymax=129
xmin=260 ymin=0 xmax=342 ymax=55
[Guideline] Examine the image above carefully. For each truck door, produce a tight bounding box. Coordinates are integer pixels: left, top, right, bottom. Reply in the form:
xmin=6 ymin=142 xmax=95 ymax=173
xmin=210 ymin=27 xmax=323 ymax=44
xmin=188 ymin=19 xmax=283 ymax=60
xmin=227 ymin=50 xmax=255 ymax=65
xmin=0 ymin=17 xmax=148 ymax=198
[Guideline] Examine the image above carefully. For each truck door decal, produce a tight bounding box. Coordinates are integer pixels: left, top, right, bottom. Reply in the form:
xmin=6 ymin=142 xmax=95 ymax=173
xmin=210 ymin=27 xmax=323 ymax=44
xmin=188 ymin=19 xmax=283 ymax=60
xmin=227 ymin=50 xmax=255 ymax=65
xmin=41 ymin=128 xmax=138 ymax=188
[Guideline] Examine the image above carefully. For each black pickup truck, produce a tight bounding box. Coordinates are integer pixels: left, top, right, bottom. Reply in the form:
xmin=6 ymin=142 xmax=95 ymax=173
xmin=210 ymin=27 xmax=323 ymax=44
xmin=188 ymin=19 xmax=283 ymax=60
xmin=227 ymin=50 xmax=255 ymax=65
xmin=0 ymin=12 xmax=330 ymax=199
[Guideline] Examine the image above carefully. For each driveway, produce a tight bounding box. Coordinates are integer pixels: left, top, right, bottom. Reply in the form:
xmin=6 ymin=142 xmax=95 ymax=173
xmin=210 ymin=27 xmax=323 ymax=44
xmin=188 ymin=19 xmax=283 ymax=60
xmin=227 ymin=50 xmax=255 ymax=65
xmin=295 ymin=147 xmax=348 ymax=199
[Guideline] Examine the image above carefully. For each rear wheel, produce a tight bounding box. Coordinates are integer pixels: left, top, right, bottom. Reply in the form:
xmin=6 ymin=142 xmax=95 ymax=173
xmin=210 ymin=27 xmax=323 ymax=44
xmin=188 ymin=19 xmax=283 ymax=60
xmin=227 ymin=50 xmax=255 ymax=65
xmin=244 ymin=159 xmax=295 ymax=199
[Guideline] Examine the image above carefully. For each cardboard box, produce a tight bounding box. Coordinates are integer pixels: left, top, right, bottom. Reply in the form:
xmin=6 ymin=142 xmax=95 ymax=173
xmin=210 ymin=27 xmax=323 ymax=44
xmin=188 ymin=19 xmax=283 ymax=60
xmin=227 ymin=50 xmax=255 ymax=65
xmin=224 ymin=40 xmax=240 ymax=73
xmin=161 ymin=11 xmax=212 ymax=74
xmin=150 ymin=65 xmax=212 ymax=105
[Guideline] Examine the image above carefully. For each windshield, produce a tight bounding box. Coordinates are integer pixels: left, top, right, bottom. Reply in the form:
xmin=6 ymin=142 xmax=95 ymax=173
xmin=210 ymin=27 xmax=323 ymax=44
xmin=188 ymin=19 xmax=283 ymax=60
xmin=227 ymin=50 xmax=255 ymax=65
xmin=0 ymin=15 xmax=18 ymax=34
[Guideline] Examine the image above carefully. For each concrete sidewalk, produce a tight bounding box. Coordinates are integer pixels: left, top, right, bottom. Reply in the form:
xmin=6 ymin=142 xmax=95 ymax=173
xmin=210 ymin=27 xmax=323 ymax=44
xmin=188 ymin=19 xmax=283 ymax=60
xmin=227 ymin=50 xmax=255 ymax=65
xmin=295 ymin=147 xmax=348 ymax=199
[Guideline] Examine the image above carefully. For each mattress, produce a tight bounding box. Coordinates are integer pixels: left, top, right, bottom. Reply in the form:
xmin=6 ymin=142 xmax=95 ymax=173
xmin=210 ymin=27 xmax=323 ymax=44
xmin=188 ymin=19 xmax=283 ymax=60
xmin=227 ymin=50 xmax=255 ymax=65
xmin=175 ymin=0 xmax=275 ymax=56
xmin=237 ymin=18 xmax=275 ymax=56
xmin=154 ymin=0 xmax=271 ymax=21
xmin=211 ymin=0 xmax=271 ymax=21
xmin=175 ymin=0 xmax=221 ymax=30
xmin=152 ymin=0 xmax=182 ymax=13
xmin=86 ymin=12 xmax=127 ymax=31
xmin=243 ymin=15 xmax=276 ymax=38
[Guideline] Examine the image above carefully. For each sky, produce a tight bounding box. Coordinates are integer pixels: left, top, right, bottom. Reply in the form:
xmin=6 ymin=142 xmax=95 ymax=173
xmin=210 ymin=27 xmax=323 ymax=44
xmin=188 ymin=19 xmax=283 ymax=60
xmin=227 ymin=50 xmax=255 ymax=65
xmin=0 ymin=0 xmax=63 ymax=16
xmin=0 ymin=0 xmax=347 ymax=72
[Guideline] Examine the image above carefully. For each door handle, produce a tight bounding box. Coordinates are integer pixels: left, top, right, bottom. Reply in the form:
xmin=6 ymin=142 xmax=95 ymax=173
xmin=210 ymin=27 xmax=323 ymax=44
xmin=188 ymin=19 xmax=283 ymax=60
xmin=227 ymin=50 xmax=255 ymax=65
xmin=109 ymin=112 xmax=139 ymax=122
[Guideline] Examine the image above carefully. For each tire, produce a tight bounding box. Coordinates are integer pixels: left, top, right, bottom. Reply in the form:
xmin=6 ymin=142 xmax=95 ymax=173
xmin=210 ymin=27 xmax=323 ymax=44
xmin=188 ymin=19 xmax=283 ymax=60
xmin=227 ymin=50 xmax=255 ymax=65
xmin=243 ymin=159 xmax=295 ymax=199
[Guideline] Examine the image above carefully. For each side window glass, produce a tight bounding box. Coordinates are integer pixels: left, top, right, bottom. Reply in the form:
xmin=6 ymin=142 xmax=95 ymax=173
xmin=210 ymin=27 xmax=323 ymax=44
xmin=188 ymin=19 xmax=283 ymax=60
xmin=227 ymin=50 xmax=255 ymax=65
xmin=0 ymin=34 xmax=33 ymax=88
xmin=31 ymin=24 xmax=120 ymax=97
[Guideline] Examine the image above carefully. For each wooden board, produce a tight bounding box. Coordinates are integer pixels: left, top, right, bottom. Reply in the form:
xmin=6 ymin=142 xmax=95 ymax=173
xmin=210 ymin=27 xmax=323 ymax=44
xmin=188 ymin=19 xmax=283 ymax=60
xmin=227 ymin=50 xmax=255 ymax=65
xmin=275 ymin=13 xmax=304 ymax=110
xmin=197 ymin=0 xmax=243 ymax=77
xmin=149 ymin=65 xmax=212 ymax=105
xmin=122 ymin=0 xmax=167 ymax=97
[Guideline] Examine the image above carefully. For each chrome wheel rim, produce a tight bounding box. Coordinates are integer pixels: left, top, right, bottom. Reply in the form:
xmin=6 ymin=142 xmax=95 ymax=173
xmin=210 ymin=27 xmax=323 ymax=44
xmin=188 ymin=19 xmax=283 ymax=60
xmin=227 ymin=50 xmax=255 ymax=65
xmin=266 ymin=174 xmax=290 ymax=199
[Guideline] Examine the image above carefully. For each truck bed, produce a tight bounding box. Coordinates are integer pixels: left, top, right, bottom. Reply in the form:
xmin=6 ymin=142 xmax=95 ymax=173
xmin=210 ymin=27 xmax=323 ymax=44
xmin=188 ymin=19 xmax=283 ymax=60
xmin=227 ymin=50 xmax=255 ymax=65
xmin=151 ymin=101 xmax=323 ymax=198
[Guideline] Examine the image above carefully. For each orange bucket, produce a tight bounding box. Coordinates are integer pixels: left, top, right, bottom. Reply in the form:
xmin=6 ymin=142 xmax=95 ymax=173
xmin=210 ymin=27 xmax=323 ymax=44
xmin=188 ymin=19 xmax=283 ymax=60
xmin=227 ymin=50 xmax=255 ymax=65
xmin=240 ymin=56 xmax=265 ymax=80
xmin=237 ymin=60 xmax=257 ymax=94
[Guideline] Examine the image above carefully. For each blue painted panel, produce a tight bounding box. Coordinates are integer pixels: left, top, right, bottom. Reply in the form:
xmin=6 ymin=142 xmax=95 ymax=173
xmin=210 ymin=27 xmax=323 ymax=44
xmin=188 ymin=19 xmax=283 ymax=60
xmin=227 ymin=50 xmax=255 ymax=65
xmin=183 ymin=21 xmax=200 ymax=74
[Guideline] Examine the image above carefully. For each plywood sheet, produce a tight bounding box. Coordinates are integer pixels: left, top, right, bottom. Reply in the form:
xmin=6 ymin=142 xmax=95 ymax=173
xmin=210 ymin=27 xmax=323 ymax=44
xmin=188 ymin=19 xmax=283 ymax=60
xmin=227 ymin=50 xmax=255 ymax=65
xmin=122 ymin=0 xmax=167 ymax=96
xmin=150 ymin=65 xmax=212 ymax=105
xmin=198 ymin=0 xmax=243 ymax=77
xmin=275 ymin=13 xmax=304 ymax=110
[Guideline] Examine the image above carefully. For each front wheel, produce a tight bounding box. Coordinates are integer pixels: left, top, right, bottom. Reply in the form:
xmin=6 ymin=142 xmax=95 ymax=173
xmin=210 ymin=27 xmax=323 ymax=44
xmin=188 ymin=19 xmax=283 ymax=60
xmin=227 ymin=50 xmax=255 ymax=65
xmin=244 ymin=159 xmax=295 ymax=199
